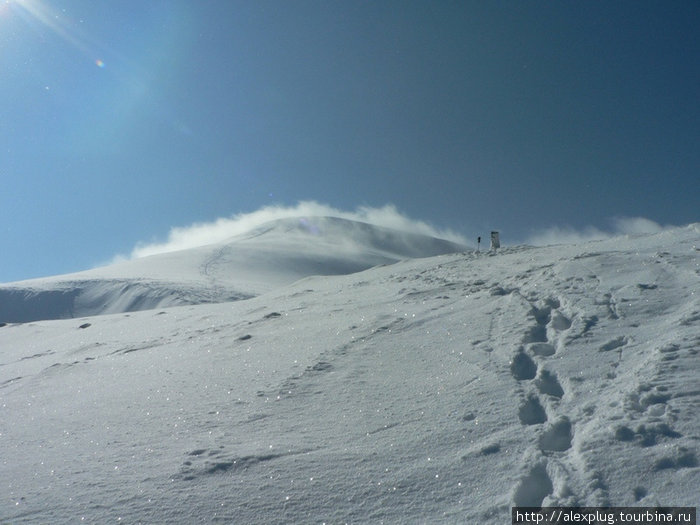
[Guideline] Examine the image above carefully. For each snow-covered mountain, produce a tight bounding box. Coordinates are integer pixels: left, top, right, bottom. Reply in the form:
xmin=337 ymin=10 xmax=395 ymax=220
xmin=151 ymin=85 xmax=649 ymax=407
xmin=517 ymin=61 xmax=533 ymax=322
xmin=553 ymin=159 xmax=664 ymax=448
xmin=0 ymin=217 xmax=467 ymax=323
xmin=1 ymin=220 xmax=698 ymax=524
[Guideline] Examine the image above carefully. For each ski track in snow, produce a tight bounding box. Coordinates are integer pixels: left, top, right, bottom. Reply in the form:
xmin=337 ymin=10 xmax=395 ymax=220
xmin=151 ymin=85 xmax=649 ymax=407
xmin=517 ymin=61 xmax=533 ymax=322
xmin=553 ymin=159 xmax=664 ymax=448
xmin=0 ymin=222 xmax=698 ymax=523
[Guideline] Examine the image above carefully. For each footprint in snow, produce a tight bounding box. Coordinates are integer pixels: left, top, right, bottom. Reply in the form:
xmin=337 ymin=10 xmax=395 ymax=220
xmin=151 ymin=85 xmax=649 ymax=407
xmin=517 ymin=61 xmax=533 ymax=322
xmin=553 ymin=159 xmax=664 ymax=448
xmin=519 ymin=394 xmax=547 ymax=425
xmin=653 ymin=447 xmax=698 ymax=471
xmin=625 ymin=383 xmax=671 ymax=414
xmin=637 ymin=283 xmax=658 ymax=291
xmin=522 ymin=325 xmax=548 ymax=344
xmin=530 ymin=303 xmax=553 ymax=327
xmin=535 ymin=369 xmax=564 ymax=398
xmin=178 ymin=446 xmax=282 ymax=480
xmin=538 ymin=417 xmax=573 ymax=452
xmin=633 ymin=486 xmax=648 ymax=502
xmin=550 ymin=310 xmax=572 ymax=331
xmin=513 ymin=462 xmax=553 ymax=507
xmin=614 ymin=422 xmax=681 ymax=447
xmin=581 ymin=315 xmax=599 ymax=334
xmin=529 ymin=342 xmax=556 ymax=357
xmin=510 ymin=349 xmax=537 ymax=381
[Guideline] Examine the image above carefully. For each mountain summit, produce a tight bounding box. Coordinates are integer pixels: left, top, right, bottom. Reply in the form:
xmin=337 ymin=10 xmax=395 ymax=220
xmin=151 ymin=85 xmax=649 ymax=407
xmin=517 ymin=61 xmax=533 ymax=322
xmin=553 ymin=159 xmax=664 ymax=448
xmin=0 ymin=216 xmax=467 ymax=322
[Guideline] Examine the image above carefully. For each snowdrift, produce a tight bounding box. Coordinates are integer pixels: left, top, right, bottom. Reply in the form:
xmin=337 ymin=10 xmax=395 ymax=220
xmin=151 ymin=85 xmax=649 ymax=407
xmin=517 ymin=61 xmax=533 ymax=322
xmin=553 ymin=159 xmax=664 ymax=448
xmin=1 ymin=222 xmax=698 ymax=524
xmin=0 ymin=216 xmax=467 ymax=323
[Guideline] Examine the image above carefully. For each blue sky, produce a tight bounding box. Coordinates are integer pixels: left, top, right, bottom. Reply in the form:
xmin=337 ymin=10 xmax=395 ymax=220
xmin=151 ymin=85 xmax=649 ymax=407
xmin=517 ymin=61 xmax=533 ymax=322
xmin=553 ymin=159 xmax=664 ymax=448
xmin=1 ymin=1 xmax=698 ymax=282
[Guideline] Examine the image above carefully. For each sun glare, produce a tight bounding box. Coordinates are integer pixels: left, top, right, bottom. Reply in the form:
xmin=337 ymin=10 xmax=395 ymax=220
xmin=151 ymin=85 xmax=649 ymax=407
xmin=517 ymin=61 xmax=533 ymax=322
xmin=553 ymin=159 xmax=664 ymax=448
xmin=0 ymin=1 xmax=12 ymax=18
xmin=8 ymin=0 xmax=105 ymax=66
xmin=12 ymin=0 xmax=82 ymax=46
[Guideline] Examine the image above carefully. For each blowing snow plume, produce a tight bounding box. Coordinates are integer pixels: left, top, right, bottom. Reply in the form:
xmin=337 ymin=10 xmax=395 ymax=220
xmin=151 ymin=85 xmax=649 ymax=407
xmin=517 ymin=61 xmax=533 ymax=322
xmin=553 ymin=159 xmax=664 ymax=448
xmin=0 ymin=209 xmax=468 ymax=323
xmin=127 ymin=201 xmax=467 ymax=258
xmin=525 ymin=217 xmax=677 ymax=246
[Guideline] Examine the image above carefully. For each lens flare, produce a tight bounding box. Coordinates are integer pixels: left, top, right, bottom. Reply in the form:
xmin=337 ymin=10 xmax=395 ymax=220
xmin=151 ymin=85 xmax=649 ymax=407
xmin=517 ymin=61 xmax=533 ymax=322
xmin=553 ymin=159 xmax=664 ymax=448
xmin=9 ymin=0 xmax=102 ymax=64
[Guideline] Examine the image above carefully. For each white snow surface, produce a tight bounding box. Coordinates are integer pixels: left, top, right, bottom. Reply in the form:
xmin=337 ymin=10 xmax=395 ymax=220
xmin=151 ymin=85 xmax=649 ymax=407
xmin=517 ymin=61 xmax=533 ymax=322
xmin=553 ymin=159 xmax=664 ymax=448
xmin=1 ymin=219 xmax=698 ymax=523
xmin=0 ymin=217 xmax=467 ymax=323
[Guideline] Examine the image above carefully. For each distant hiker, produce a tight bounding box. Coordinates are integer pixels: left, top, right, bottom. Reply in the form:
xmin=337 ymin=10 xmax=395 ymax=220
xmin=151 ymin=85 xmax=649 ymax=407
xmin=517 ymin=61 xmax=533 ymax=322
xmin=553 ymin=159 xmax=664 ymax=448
xmin=477 ymin=236 xmax=481 ymax=252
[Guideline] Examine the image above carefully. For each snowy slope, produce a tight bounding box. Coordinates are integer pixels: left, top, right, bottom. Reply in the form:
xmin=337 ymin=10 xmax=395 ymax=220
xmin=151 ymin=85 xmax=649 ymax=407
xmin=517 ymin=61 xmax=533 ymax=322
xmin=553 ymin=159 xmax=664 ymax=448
xmin=1 ymin=223 xmax=698 ymax=524
xmin=0 ymin=216 xmax=467 ymax=323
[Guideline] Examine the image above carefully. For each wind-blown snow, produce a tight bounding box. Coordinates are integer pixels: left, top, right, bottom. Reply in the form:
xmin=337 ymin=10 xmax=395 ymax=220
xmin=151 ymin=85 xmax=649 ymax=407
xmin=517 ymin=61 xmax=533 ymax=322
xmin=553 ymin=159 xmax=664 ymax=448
xmin=126 ymin=201 xmax=468 ymax=259
xmin=526 ymin=217 xmax=674 ymax=246
xmin=1 ymin=221 xmax=698 ymax=524
xmin=0 ymin=216 xmax=467 ymax=323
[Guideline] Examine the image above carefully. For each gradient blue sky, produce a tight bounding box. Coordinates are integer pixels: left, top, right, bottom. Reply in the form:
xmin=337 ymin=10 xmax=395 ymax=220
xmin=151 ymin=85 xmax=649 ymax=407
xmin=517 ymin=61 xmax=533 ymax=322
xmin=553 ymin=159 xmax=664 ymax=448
xmin=2 ymin=1 xmax=698 ymax=282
